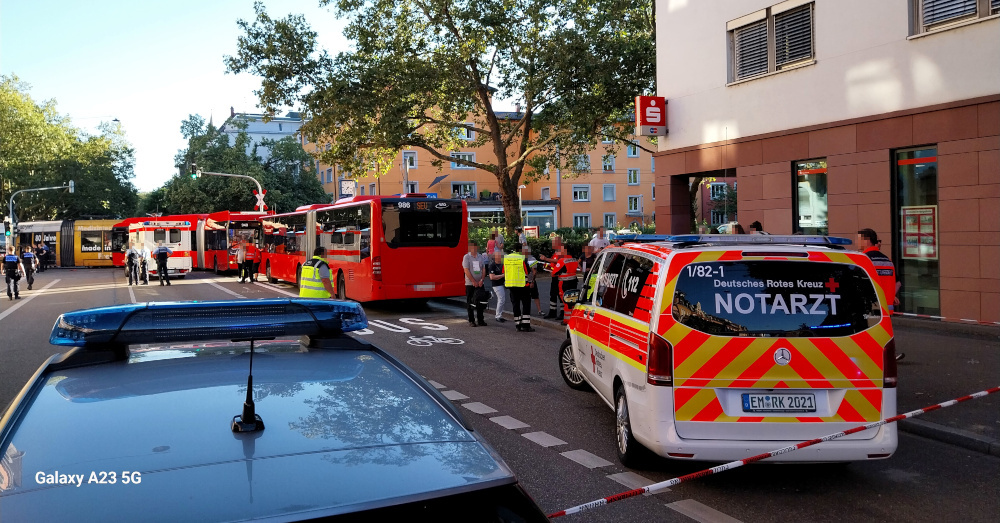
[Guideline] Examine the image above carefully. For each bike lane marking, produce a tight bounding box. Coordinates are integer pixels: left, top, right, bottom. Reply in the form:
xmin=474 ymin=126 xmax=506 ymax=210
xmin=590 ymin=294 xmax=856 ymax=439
xmin=0 ymin=279 xmax=61 ymax=322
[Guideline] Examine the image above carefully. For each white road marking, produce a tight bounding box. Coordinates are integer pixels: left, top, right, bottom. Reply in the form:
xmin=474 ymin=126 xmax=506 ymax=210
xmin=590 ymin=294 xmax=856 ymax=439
xmin=666 ymin=500 xmax=743 ymax=523
xmin=128 ymin=284 xmax=137 ymax=304
xmin=522 ymin=431 xmax=567 ymax=447
xmin=462 ymin=402 xmax=498 ymax=415
xmin=0 ymin=279 xmax=61 ymax=322
xmin=207 ymin=280 xmax=245 ymax=299
xmin=254 ymin=281 xmax=299 ymax=297
xmin=490 ymin=415 xmax=529 ymax=430
xmin=428 ymin=380 xmax=447 ymax=389
xmin=560 ymin=449 xmax=614 ymax=469
xmin=607 ymin=471 xmax=664 ymax=492
xmin=441 ymin=390 xmax=469 ymax=401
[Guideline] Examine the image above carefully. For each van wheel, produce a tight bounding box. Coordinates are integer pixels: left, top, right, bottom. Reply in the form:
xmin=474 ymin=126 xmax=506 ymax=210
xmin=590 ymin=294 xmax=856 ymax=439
xmin=266 ymin=262 xmax=277 ymax=283
xmin=336 ymin=272 xmax=346 ymax=300
xmin=615 ymin=385 xmax=648 ymax=467
xmin=559 ymin=339 xmax=590 ymax=391
xmin=295 ymin=265 xmax=302 ymax=288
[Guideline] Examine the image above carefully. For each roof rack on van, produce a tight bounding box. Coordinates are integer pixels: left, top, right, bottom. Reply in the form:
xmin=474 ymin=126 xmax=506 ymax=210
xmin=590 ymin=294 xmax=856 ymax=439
xmin=666 ymin=234 xmax=852 ymax=246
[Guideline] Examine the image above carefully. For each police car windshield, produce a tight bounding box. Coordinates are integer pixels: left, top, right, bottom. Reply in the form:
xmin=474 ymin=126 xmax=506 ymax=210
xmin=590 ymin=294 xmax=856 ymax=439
xmin=672 ymin=261 xmax=881 ymax=337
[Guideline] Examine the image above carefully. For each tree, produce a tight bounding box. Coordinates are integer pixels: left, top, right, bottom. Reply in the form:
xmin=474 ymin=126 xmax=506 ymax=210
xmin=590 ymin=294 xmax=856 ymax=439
xmin=162 ymin=115 xmax=326 ymax=214
xmin=226 ymin=0 xmax=655 ymax=236
xmin=1 ymin=75 xmax=138 ymax=221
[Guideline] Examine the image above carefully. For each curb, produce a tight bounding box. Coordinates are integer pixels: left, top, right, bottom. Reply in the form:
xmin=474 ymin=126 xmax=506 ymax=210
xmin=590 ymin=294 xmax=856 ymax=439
xmin=898 ymin=418 xmax=1000 ymax=457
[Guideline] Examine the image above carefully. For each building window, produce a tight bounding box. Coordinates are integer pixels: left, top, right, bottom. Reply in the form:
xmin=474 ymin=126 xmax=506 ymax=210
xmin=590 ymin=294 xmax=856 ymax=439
xmin=572 ymin=185 xmax=590 ymax=202
xmin=627 ymin=195 xmax=642 ymax=215
xmin=369 ymin=183 xmax=376 ymax=195
xmin=359 ymin=186 xmax=365 ymax=196
xmin=914 ymin=0 xmax=996 ymax=33
xmin=709 ymin=182 xmax=728 ymax=199
xmin=651 ymin=156 xmax=655 ymax=172
xmin=402 ymin=151 xmax=417 ymax=168
xmin=450 ymin=152 xmax=475 ymax=169
xmin=452 ymin=182 xmax=476 ymax=198
xmin=326 ymin=168 xmax=333 ymax=183
xmin=651 ymin=183 xmax=656 ymax=201
xmin=456 ymin=123 xmax=475 ymax=140
xmin=627 ymin=168 xmax=640 ymax=185
xmin=793 ymin=158 xmax=828 ymax=235
xmin=603 ymin=155 xmax=615 ymax=173
xmin=575 ymin=154 xmax=591 ymax=171
xmin=627 ymin=144 xmax=639 ymax=157
xmin=603 ymin=184 xmax=616 ymax=202
xmin=730 ymin=3 xmax=814 ymax=82
xmin=604 ymin=213 xmax=616 ymax=229
xmin=405 ymin=181 xmax=419 ymax=193
xmin=573 ymin=214 xmax=591 ymax=228
xmin=541 ymin=187 xmax=550 ymax=200
xmin=711 ymin=210 xmax=728 ymax=225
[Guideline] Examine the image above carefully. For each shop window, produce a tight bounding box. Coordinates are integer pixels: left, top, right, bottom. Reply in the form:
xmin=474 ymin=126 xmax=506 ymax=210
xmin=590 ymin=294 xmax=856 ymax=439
xmin=793 ymin=159 xmax=828 ymax=235
xmin=895 ymin=147 xmax=940 ymax=315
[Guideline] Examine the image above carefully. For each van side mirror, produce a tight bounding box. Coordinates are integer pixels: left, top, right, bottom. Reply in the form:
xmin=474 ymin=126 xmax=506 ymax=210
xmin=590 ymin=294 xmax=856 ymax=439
xmin=563 ymin=289 xmax=581 ymax=307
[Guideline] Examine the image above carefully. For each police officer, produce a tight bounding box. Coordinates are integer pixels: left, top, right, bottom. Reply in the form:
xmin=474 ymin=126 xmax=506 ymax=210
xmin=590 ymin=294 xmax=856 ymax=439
xmin=505 ymin=244 xmax=535 ymax=332
xmin=152 ymin=241 xmax=173 ymax=286
xmin=4 ymin=245 xmax=24 ymax=300
xmin=138 ymin=242 xmax=151 ymax=285
xmin=21 ymin=245 xmax=36 ymax=290
xmin=34 ymin=243 xmax=46 ymax=272
xmin=124 ymin=241 xmax=140 ymax=286
xmin=299 ymin=247 xmax=335 ymax=298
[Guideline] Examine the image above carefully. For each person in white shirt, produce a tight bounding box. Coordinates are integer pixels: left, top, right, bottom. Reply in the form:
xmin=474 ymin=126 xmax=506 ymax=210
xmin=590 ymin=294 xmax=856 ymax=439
xmin=589 ymin=226 xmax=611 ymax=252
xmin=138 ymin=242 xmax=152 ymax=285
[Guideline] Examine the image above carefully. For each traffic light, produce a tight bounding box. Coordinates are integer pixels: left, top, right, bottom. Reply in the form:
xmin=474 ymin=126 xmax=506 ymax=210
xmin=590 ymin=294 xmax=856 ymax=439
xmin=3 ymin=218 xmax=10 ymax=237
xmin=190 ymin=163 xmax=201 ymax=180
xmin=68 ymin=180 xmax=75 ymax=193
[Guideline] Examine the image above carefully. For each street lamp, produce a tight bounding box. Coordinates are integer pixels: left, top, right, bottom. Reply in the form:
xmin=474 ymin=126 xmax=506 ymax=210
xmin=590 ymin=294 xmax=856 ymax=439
xmin=7 ymin=181 xmax=74 ymax=248
xmin=190 ymin=164 xmax=267 ymax=212
xmin=517 ymin=184 xmax=527 ymax=228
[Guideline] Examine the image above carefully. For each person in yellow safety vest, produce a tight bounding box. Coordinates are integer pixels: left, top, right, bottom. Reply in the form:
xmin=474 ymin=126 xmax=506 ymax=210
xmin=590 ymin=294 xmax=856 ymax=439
xmin=299 ymin=246 xmax=337 ymax=298
xmin=504 ymin=244 xmax=535 ymax=332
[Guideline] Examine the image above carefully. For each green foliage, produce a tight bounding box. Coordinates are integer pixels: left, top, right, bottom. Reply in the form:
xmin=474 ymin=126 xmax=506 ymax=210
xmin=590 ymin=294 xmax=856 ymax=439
xmin=227 ymin=0 xmax=655 ymax=237
xmin=1 ymin=75 xmax=138 ymax=220
xmin=158 ymin=116 xmax=327 ymax=214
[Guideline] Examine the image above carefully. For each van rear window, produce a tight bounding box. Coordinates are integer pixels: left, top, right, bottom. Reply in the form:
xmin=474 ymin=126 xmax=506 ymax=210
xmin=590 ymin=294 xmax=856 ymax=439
xmin=671 ymin=261 xmax=881 ymax=337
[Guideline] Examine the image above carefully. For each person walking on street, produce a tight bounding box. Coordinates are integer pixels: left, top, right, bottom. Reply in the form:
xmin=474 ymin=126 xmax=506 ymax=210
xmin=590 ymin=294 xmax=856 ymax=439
xmin=299 ymin=246 xmax=336 ymax=298
xmin=589 ymin=226 xmax=610 ymax=253
xmin=486 ymin=232 xmax=497 ymax=259
xmin=34 ymin=243 xmax=46 ymax=272
xmin=525 ymin=249 xmax=542 ymax=316
xmin=20 ymin=245 xmax=37 ymax=290
xmin=487 ymin=249 xmax=507 ymax=323
xmin=246 ymin=240 xmax=259 ymax=283
xmin=152 ymin=241 xmax=173 ymax=286
xmin=517 ymin=227 xmax=527 ymax=246
xmin=462 ymin=240 xmax=488 ymax=327
xmin=505 ymin=244 xmax=535 ymax=332
xmin=124 ymin=241 xmax=141 ymax=286
xmin=237 ymin=240 xmax=248 ymax=283
xmin=138 ymin=242 xmax=151 ymax=285
xmin=5 ymin=245 xmax=25 ymax=300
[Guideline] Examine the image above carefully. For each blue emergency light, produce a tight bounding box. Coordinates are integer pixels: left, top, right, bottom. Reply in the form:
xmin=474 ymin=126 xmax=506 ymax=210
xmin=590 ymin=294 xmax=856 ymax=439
xmin=50 ymin=299 xmax=368 ymax=347
xmin=666 ymin=234 xmax=852 ymax=246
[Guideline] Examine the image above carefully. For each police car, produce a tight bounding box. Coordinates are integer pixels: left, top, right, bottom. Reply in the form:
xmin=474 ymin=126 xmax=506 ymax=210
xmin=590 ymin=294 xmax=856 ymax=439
xmin=558 ymin=235 xmax=898 ymax=465
xmin=0 ymin=299 xmax=547 ymax=521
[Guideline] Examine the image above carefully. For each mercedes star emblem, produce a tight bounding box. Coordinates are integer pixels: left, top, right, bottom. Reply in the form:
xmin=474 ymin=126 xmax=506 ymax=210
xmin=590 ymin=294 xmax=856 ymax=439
xmin=774 ymin=348 xmax=792 ymax=366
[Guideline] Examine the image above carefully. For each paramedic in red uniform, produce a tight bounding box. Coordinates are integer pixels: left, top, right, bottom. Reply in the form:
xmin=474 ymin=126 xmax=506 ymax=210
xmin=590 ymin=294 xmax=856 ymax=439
xmin=551 ymin=243 xmax=578 ymax=323
xmin=857 ymin=228 xmax=898 ymax=310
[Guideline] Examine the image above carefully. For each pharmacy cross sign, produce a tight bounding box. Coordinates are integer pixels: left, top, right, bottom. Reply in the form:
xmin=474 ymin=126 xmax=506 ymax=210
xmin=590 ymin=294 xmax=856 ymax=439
xmin=253 ymin=189 xmax=268 ymax=211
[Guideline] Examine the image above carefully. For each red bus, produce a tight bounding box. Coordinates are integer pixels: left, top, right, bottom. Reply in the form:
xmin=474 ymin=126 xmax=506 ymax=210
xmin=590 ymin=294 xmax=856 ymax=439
xmin=124 ymin=215 xmax=205 ymax=277
xmin=198 ymin=210 xmax=272 ymax=273
xmin=260 ymin=196 xmax=467 ymax=301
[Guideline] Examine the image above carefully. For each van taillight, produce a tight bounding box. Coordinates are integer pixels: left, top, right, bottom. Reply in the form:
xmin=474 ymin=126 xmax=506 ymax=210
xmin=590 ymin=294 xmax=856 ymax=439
xmin=372 ymin=256 xmax=382 ymax=281
xmin=883 ymin=338 xmax=897 ymax=388
xmin=647 ymin=332 xmax=673 ymax=386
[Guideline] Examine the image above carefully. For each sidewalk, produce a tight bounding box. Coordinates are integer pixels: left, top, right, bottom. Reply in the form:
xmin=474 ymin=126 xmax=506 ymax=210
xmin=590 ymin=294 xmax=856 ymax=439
xmin=452 ymin=275 xmax=1000 ymax=456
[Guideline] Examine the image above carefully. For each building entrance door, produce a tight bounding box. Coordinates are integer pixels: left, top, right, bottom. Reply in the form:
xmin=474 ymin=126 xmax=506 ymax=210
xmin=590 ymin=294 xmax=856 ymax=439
xmin=894 ymin=147 xmax=940 ymax=315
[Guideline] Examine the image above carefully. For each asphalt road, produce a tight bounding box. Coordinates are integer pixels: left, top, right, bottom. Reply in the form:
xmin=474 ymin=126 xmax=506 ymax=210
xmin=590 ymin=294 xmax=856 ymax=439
xmin=1 ymin=269 xmax=998 ymax=522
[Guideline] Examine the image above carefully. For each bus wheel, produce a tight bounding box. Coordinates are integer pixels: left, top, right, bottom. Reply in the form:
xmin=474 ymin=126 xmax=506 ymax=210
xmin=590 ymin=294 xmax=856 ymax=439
xmin=266 ymin=262 xmax=277 ymax=283
xmin=336 ymin=272 xmax=346 ymax=300
xmin=214 ymin=257 xmax=222 ymax=275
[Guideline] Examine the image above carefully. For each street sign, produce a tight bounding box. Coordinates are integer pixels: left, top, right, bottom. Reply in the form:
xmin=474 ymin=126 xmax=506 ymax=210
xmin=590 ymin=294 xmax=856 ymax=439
xmin=635 ymin=96 xmax=668 ymax=136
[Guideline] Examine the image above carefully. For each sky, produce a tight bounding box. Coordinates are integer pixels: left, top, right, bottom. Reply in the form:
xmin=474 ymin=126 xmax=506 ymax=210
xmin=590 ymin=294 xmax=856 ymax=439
xmin=1 ymin=0 xmax=352 ymax=192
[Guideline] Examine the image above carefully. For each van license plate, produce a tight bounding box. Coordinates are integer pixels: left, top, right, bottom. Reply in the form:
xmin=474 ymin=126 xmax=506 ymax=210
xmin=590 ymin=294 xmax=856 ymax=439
xmin=413 ymin=284 xmax=435 ymax=291
xmin=741 ymin=393 xmax=816 ymax=413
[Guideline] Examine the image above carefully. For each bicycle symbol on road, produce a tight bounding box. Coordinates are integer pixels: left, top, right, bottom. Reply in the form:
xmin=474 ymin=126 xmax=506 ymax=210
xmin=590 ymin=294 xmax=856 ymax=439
xmin=406 ymin=335 xmax=465 ymax=347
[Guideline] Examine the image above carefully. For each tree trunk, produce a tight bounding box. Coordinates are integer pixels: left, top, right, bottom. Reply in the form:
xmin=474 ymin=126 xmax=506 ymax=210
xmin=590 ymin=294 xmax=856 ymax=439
xmin=496 ymin=172 xmax=521 ymax=241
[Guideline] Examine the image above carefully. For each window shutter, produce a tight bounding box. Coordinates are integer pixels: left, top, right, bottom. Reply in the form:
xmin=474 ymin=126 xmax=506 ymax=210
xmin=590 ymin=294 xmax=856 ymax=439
xmin=774 ymin=5 xmax=813 ymax=67
xmin=922 ymin=0 xmax=977 ymax=26
xmin=992 ymin=0 xmax=999 ymax=13
xmin=734 ymin=20 xmax=768 ymax=80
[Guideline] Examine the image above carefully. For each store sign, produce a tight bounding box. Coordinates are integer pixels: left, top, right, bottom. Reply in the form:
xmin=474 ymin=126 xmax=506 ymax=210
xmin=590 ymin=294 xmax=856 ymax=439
xmin=901 ymin=205 xmax=938 ymax=260
xmin=635 ymin=96 xmax=667 ymax=136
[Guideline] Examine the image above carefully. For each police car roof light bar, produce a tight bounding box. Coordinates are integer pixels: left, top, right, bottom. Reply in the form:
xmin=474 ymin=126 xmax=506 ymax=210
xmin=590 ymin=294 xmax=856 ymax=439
xmin=666 ymin=234 xmax=853 ymax=246
xmin=50 ymin=299 xmax=368 ymax=347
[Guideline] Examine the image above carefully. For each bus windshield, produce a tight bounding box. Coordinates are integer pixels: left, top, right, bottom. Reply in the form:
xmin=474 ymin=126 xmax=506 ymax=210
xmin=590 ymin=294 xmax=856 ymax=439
xmin=381 ymin=200 xmax=463 ymax=248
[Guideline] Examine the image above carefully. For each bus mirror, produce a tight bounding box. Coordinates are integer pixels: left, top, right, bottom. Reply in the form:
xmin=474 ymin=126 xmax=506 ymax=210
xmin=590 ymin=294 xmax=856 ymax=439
xmin=563 ymin=289 xmax=581 ymax=307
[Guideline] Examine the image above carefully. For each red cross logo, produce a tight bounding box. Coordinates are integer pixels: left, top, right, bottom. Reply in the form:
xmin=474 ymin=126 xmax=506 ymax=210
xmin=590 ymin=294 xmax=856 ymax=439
xmin=825 ymin=277 xmax=840 ymax=292
xmin=591 ymin=347 xmax=597 ymax=372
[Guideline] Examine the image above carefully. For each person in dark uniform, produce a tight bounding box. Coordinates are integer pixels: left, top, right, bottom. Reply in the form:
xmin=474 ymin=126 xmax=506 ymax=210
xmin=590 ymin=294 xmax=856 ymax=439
xmin=505 ymin=244 xmax=535 ymax=332
xmin=539 ymin=236 xmax=565 ymax=319
xmin=34 ymin=243 xmax=46 ymax=272
xmin=138 ymin=242 xmax=151 ymax=285
xmin=4 ymin=245 xmax=25 ymax=300
xmin=152 ymin=241 xmax=173 ymax=286
xmin=124 ymin=242 xmax=140 ymax=286
xmin=20 ymin=245 xmax=36 ymax=290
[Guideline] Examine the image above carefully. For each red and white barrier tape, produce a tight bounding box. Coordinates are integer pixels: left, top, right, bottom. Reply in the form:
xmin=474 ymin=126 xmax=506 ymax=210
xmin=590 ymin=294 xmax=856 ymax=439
xmin=891 ymin=311 xmax=1000 ymax=327
xmin=547 ymin=386 xmax=1000 ymax=519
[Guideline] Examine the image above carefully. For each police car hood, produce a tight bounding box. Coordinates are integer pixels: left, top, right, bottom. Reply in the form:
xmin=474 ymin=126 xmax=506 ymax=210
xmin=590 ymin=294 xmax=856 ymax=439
xmin=1 ymin=345 xmax=513 ymax=521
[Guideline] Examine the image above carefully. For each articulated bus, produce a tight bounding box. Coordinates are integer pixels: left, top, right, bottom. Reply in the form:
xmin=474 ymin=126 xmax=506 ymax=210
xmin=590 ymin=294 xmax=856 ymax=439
xmin=260 ymin=196 xmax=467 ymax=302
xmin=198 ymin=210 xmax=271 ymax=274
xmin=124 ymin=215 xmax=204 ymax=277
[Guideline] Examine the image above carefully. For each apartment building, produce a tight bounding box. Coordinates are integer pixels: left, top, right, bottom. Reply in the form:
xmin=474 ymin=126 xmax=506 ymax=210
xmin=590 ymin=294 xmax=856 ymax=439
xmin=219 ymin=109 xmax=304 ymax=162
xmin=652 ymin=0 xmax=999 ymax=321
